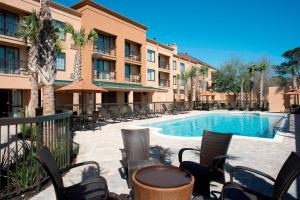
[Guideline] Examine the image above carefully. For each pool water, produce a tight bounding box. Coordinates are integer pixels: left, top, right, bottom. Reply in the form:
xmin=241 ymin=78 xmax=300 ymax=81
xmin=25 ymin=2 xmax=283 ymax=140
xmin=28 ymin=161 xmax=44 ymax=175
xmin=142 ymin=113 xmax=287 ymax=139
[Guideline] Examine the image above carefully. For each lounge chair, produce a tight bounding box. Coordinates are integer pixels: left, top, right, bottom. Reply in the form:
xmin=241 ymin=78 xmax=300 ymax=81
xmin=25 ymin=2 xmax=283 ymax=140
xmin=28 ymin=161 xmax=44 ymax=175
xmin=144 ymin=104 xmax=160 ymax=117
xmin=35 ymin=146 xmax=126 ymax=200
xmin=85 ymin=111 xmax=101 ymax=132
xmin=133 ymin=104 xmax=148 ymax=119
xmin=120 ymin=129 xmax=161 ymax=188
xmin=98 ymin=107 xmax=111 ymax=123
xmin=220 ymin=152 xmax=300 ymax=200
xmin=178 ymin=130 xmax=232 ymax=196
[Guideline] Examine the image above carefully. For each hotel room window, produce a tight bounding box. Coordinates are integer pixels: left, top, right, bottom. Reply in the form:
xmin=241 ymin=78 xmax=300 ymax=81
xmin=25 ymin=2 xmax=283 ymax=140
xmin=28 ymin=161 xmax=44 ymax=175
xmin=147 ymin=50 xmax=155 ymax=62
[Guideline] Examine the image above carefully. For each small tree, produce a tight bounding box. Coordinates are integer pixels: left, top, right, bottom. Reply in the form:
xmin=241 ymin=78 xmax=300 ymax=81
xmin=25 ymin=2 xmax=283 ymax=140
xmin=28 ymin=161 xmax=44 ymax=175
xmin=248 ymin=64 xmax=256 ymax=106
xmin=64 ymin=24 xmax=98 ymax=105
xmin=188 ymin=66 xmax=199 ymax=101
xmin=180 ymin=71 xmax=190 ymax=101
xmin=255 ymin=63 xmax=268 ymax=107
xmin=273 ymin=47 xmax=300 ymax=89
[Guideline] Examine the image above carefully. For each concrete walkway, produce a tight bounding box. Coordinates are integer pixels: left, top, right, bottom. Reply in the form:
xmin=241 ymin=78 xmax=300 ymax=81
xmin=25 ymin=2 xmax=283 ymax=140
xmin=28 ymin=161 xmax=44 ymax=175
xmin=31 ymin=111 xmax=298 ymax=199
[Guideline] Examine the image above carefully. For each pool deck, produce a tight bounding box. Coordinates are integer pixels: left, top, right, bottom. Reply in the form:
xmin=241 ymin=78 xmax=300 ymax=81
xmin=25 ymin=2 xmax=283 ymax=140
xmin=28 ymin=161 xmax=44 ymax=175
xmin=31 ymin=111 xmax=299 ymax=200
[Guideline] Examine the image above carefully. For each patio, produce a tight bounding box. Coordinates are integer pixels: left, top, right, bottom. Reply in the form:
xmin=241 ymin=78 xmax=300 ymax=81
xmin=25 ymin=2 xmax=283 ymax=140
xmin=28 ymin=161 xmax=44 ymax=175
xmin=31 ymin=111 xmax=299 ymax=200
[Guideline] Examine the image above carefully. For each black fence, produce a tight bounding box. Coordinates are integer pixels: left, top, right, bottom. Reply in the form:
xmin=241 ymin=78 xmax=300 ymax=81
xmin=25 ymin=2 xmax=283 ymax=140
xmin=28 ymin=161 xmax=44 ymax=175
xmin=0 ymin=111 xmax=73 ymax=199
xmin=56 ymin=100 xmax=265 ymax=115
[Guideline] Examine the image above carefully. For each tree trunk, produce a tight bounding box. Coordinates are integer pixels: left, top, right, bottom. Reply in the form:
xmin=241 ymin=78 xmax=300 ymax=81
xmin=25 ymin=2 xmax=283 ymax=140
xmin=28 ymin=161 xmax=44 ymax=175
xmin=73 ymin=49 xmax=82 ymax=110
xmin=191 ymin=77 xmax=196 ymax=102
xmin=293 ymin=74 xmax=298 ymax=89
xmin=259 ymin=72 xmax=264 ymax=107
xmin=27 ymin=44 xmax=39 ymax=117
xmin=240 ymin=79 xmax=244 ymax=108
xmin=176 ymin=77 xmax=180 ymax=101
xmin=43 ymin=85 xmax=55 ymax=115
xmin=28 ymin=72 xmax=39 ymax=117
xmin=184 ymin=81 xmax=188 ymax=102
xmin=38 ymin=0 xmax=57 ymax=115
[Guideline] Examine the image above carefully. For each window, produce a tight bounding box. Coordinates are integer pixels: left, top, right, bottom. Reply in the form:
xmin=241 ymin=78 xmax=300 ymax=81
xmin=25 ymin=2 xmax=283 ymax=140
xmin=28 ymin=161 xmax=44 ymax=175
xmin=125 ymin=64 xmax=130 ymax=81
xmin=0 ymin=45 xmax=20 ymax=74
xmin=56 ymin=52 xmax=65 ymax=71
xmin=147 ymin=69 xmax=155 ymax=81
xmin=96 ymin=34 xmax=111 ymax=53
xmin=53 ymin=20 xmax=66 ymax=41
xmin=173 ymin=60 xmax=177 ymax=70
xmin=147 ymin=50 xmax=155 ymax=62
xmin=180 ymin=62 xmax=185 ymax=72
xmin=96 ymin=59 xmax=113 ymax=79
xmin=0 ymin=10 xmax=19 ymax=37
xmin=125 ymin=42 xmax=130 ymax=58
xmin=173 ymin=75 xmax=177 ymax=85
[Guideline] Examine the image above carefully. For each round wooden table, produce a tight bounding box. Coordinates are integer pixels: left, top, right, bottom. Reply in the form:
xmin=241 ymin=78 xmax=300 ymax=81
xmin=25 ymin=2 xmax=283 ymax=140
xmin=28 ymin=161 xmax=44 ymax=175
xmin=132 ymin=165 xmax=194 ymax=200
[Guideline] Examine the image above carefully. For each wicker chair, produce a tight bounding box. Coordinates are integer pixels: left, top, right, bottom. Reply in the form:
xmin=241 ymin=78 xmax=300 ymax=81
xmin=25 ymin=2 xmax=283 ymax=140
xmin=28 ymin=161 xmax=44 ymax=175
xmin=35 ymin=146 xmax=127 ymax=200
xmin=220 ymin=152 xmax=300 ymax=200
xmin=178 ymin=130 xmax=232 ymax=196
xmin=120 ymin=128 xmax=161 ymax=188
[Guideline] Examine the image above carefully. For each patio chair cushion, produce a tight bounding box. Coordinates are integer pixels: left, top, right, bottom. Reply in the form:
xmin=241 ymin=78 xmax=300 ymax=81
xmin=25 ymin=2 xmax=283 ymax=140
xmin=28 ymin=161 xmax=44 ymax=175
xmin=221 ymin=182 xmax=273 ymax=200
xmin=64 ymin=176 xmax=108 ymax=200
xmin=180 ymin=161 xmax=210 ymax=196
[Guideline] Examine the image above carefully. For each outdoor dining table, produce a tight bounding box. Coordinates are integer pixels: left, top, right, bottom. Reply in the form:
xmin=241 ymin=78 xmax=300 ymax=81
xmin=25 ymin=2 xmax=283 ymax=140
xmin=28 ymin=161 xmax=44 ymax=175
xmin=72 ymin=114 xmax=93 ymax=131
xmin=132 ymin=165 xmax=194 ymax=200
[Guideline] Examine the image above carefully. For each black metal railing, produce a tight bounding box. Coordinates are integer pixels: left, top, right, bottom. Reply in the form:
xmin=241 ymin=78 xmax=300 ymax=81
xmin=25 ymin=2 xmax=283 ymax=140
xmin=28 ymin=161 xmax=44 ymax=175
xmin=159 ymin=61 xmax=170 ymax=70
xmin=0 ymin=58 xmax=28 ymax=75
xmin=93 ymin=46 xmax=116 ymax=56
xmin=56 ymin=100 xmax=265 ymax=116
xmin=0 ymin=21 xmax=19 ymax=38
xmin=159 ymin=79 xmax=170 ymax=87
xmin=0 ymin=111 xmax=73 ymax=199
xmin=95 ymin=71 xmax=116 ymax=80
xmin=125 ymin=51 xmax=141 ymax=62
xmin=125 ymin=74 xmax=141 ymax=83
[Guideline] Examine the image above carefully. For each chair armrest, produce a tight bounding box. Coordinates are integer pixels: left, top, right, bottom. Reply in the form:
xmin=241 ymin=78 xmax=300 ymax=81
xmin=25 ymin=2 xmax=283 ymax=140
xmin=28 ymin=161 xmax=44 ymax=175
xmin=108 ymin=192 xmax=129 ymax=200
xmin=178 ymin=148 xmax=200 ymax=164
xmin=61 ymin=161 xmax=100 ymax=174
xmin=212 ymin=155 xmax=228 ymax=169
xmin=230 ymin=166 xmax=276 ymax=182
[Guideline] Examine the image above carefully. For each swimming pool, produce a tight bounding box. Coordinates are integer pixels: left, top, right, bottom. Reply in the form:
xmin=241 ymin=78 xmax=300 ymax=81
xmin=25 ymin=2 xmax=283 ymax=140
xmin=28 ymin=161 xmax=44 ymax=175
xmin=141 ymin=113 xmax=288 ymax=139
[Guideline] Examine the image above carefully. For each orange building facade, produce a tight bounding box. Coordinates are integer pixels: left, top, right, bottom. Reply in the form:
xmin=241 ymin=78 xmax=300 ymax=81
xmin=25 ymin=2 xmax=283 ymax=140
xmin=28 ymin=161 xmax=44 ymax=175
xmin=0 ymin=0 xmax=215 ymax=117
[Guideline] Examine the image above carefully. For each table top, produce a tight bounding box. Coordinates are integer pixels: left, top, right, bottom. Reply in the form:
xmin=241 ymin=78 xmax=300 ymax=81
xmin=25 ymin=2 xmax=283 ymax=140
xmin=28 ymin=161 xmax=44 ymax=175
xmin=135 ymin=165 xmax=192 ymax=188
xmin=72 ymin=114 xmax=92 ymax=118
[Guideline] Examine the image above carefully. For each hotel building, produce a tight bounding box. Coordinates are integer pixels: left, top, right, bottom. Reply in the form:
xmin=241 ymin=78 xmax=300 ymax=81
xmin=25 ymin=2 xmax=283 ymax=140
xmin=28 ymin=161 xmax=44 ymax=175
xmin=0 ymin=0 xmax=215 ymax=117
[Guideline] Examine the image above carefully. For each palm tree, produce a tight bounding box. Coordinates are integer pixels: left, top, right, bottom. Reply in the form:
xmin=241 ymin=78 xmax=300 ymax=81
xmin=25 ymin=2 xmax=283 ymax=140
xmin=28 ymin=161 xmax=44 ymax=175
xmin=176 ymin=74 xmax=180 ymax=101
xmin=181 ymin=71 xmax=190 ymax=101
xmin=18 ymin=11 xmax=39 ymax=117
xmin=37 ymin=0 xmax=57 ymax=115
xmin=64 ymin=24 xmax=98 ymax=105
xmin=188 ymin=66 xmax=199 ymax=101
xmin=248 ymin=64 xmax=256 ymax=107
xmin=255 ymin=63 xmax=268 ymax=107
xmin=199 ymin=66 xmax=208 ymax=101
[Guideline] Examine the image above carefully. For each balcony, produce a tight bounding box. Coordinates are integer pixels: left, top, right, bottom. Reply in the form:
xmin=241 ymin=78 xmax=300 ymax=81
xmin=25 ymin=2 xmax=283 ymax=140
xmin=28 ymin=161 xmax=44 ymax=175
xmin=0 ymin=58 xmax=28 ymax=75
xmin=159 ymin=61 xmax=170 ymax=70
xmin=93 ymin=46 xmax=116 ymax=57
xmin=125 ymin=51 xmax=141 ymax=62
xmin=125 ymin=74 xmax=141 ymax=83
xmin=94 ymin=71 xmax=116 ymax=81
xmin=0 ymin=21 xmax=19 ymax=38
xmin=159 ymin=79 xmax=170 ymax=87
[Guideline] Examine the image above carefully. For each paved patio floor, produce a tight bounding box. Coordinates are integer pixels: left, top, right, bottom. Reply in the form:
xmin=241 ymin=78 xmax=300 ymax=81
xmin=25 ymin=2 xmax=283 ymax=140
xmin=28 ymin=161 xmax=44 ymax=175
xmin=31 ymin=111 xmax=299 ymax=200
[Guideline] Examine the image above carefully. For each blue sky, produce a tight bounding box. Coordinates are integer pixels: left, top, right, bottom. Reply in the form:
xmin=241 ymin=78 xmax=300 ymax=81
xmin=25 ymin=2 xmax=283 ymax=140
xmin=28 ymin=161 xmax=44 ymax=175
xmin=56 ymin=0 xmax=300 ymax=68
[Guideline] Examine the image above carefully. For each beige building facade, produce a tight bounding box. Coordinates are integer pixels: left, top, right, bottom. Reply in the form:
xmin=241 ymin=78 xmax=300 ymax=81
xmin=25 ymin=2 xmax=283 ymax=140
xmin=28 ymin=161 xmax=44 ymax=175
xmin=0 ymin=0 xmax=216 ymax=117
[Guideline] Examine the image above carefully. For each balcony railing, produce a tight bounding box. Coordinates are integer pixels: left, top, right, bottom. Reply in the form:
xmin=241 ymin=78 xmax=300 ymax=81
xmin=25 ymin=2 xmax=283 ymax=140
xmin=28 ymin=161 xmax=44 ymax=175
xmin=0 ymin=58 xmax=28 ymax=75
xmin=159 ymin=61 xmax=170 ymax=70
xmin=159 ymin=79 xmax=170 ymax=87
xmin=125 ymin=51 xmax=141 ymax=62
xmin=95 ymin=71 xmax=116 ymax=80
xmin=0 ymin=21 xmax=19 ymax=38
xmin=125 ymin=74 xmax=141 ymax=83
xmin=93 ymin=46 xmax=116 ymax=56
